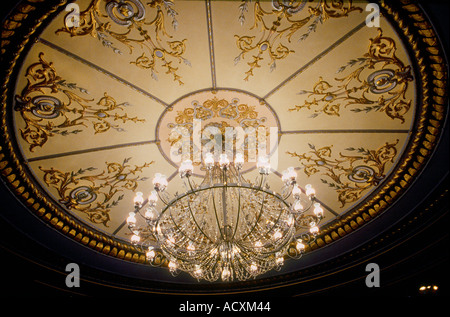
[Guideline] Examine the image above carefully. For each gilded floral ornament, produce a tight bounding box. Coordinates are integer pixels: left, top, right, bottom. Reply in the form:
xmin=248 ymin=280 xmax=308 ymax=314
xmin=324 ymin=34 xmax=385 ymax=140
xmin=14 ymin=53 xmax=145 ymax=152
xmin=40 ymin=158 xmax=154 ymax=226
xmin=167 ymin=96 xmax=267 ymax=164
xmin=290 ymin=29 xmax=414 ymax=122
xmin=235 ymin=0 xmax=362 ymax=80
xmin=287 ymin=140 xmax=399 ymax=207
xmin=55 ymin=0 xmax=189 ymax=85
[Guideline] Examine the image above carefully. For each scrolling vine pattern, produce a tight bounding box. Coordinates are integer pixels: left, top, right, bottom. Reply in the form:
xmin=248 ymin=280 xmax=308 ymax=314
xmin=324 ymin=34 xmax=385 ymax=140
xmin=166 ymin=96 xmax=268 ymax=164
xmin=235 ymin=0 xmax=362 ymax=80
xmin=289 ymin=29 xmax=414 ymax=122
xmin=14 ymin=53 xmax=145 ymax=152
xmin=56 ymin=0 xmax=189 ymax=85
xmin=287 ymin=139 xmax=399 ymax=207
xmin=40 ymin=158 xmax=154 ymax=226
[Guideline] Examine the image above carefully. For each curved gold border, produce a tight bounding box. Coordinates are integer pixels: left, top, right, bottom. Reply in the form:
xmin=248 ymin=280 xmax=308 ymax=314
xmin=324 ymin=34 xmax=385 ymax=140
xmin=0 ymin=0 xmax=448 ymax=278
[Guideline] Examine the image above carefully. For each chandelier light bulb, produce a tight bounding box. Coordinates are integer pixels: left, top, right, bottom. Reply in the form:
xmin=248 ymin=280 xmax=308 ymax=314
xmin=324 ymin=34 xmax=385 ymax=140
xmin=179 ymin=159 xmax=194 ymax=177
xmin=313 ymin=202 xmax=324 ymax=217
xmin=187 ymin=241 xmax=196 ymax=252
xmin=292 ymin=185 xmax=301 ymax=199
xmin=144 ymin=207 xmax=157 ymax=220
xmin=310 ymin=225 xmax=319 ymax=236
xmin=276 ymin=256 xmax=284 ymax=266
xmin=127 ymin=212 xmax=137 ymax=225
xmin=193 ymin=266 xmax=203 ymax=278
xmin=257 ymin=155 xmax=270 ymax=174
xmin=273 ymin=230 xmax=282 ymax=240
xmin=293 ymin=200 xmax=304 ymax=212
xmin=234 ymin=153 xmax=245 ymax=169
xmin=168 ymin=261 xmax=177 ymax=273
xmin=152 ymin=173 xmax=168 ymax=191
xmin=148 ymin=190 xmax=158 ymax=205
xmin=305 ymin=184 xmax=315 ymax=197
xmin=219 ymin=153 xmax=230 ymax=169
xmin=296 ymin=240 xmax=305 ymax=252
xmin=204 ymin=152 xmax=215 ymax=168
xmin=131 ymin=234 xmax=140 ymax=244
xmin=282 ymin=167 xmax=297 ymax=185
xmin=133 ymin=192 xmax=144 ymax=207
xmin=146 ymin=247 xmax=156 ymax=261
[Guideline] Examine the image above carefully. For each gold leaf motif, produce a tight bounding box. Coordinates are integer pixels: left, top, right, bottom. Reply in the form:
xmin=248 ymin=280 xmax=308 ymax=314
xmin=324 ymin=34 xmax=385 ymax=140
xmin=235 ymin=0 xmax=362 ymax=80
xmin=40 ymin=159 xmax=154 ymax=227
xmin=287 ymin=140 xmax=399 ymax=207
xmin=55 ymin=0 xmax=189 ymax=85
xmin=167 ymin=97 xmax=266 ymax=164
xmin=14 ymin=53 xmax=145 ymax=151
xmin=290 ymin=29 xmax=414 ymax=122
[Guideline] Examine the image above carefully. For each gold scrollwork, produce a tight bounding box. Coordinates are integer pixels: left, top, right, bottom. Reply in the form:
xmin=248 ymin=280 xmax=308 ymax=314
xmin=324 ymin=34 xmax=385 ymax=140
xmin=40 ymin=158 xmax=154 ymax=227
xmin=167 ymin=96 xmax=267 ymax=163
xmin=287 ymin=140 xmax=399 ymax=207
xmin=290 ymin=29 xmax=414 ymax=122
xmin=14 ymin=53 xmax=145 ymax=152
xmin=55 ymin=0 xmax=189 ymax=85
xmin=235 ymin=0 xmax=362 ymax=80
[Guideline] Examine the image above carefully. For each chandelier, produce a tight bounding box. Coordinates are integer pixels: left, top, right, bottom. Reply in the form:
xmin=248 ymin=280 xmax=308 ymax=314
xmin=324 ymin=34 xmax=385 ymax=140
xmin=126 ymin=152 xmax=323 ymax=282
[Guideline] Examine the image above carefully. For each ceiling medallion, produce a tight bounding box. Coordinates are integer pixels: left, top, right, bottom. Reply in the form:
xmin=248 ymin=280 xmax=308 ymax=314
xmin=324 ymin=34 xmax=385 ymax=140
xmin=157 ymin=89 xmax=280 ymax=173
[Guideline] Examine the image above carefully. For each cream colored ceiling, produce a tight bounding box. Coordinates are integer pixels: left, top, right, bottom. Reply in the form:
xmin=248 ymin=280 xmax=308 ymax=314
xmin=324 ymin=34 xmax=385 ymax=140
xmin=12 ymin=0 xmax=416 ymax=241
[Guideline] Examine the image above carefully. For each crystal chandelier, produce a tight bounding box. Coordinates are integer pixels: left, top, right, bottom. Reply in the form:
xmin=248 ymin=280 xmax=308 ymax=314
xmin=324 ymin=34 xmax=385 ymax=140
xmin=126 ymin=152 xmax=323 ymax=282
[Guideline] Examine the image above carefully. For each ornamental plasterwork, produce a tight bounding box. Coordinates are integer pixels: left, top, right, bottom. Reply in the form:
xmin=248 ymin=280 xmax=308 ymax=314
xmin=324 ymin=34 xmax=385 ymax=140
xmin=56 ymin=0 xmax=189 ymax=85
xmin=40 ymin=158 xmax=153 ymax=226
xmin=14 ymin=52 xmax=145 ymax=152
xmin=287 ymin=139 xmax=399 ymax=207
xmin=289 ymin=29 xmax=414 ymax=122
xmin=235 ymin=0 xmax=363 ymax=80
xmin=167 ymin=96 xmax=268 ymax=164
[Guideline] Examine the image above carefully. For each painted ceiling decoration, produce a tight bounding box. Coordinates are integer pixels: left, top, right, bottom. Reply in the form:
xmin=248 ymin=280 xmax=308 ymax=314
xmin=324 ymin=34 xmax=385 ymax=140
xmin=0 ymin=0 xmax=447 ymax=286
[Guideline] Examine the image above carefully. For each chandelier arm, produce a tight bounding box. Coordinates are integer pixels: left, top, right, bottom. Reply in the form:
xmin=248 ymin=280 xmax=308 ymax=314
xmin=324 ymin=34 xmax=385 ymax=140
xmin=238 ymin=231 xmax=292 ymax=257
xmin=261 ymin=206 xmax=289 ymax=241
xmin=290 ymin=195 xmax=315 ymax=214
xmin=158 ymin=184 xmax=290 ymax=216
xmin=282 ymin=184 xmax=293 ymax=201
xmin=156 ymin=190 xmax=169 ymax=206
xmin=186 ymin=198 xmax=215 ymax=243
xmin=166 ymin=211 xmax=189 ymax=249
xmin=185 ymin=174 xmax=196 ymax=193
xmin=221 ymin=169 xmax=228 ymax=228
xmin=241 ymin=191 xmax=268 ymax=241
xmin=231 ymin=187 xmax=242 ymax=241
xmin=211 ymin=188 xmax=226 ymax=241
xmin=257 ymin=173 xmax=266 ymax=189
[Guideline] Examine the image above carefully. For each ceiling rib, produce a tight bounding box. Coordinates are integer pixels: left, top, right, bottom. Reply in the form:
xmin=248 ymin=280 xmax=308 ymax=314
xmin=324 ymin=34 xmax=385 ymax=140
xmin=37 ymin=38 xmax=170 ymax=108
xmin=263 ymin=20 xmax=367 ymax=100
xmin=26 ymin=139 xmax=159 ymax=163
xmin=205 ymin=0 xmax=217 ymax=90
xmin=280 ymin=129 xmax=411 ymax=135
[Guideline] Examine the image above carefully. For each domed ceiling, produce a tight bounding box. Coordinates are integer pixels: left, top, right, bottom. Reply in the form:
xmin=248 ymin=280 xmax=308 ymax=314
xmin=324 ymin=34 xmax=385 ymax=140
xmin=0 ymin=0 xmax=447 ymax=292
